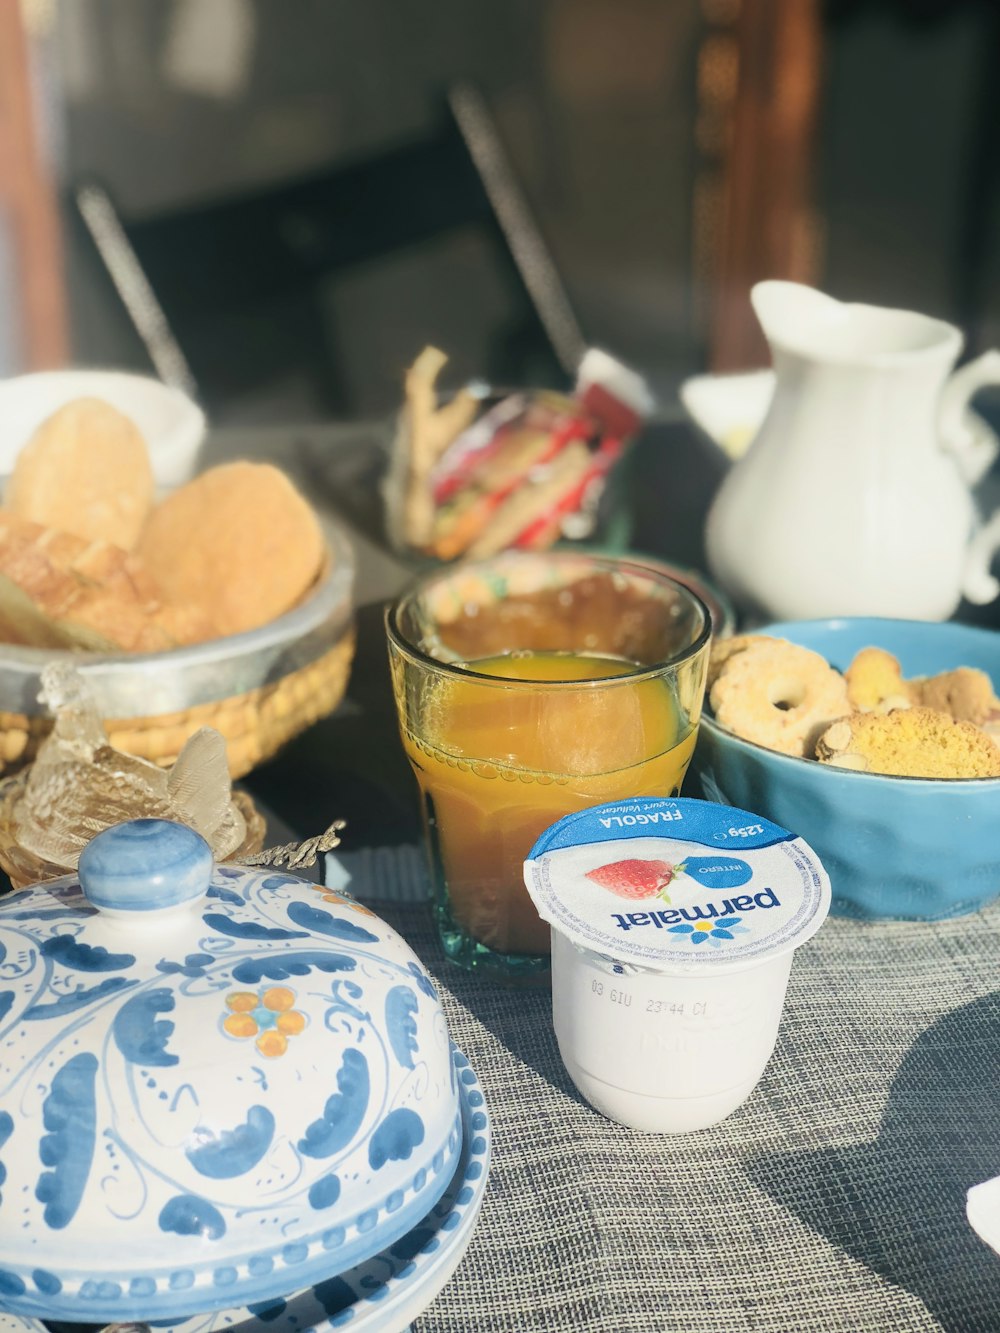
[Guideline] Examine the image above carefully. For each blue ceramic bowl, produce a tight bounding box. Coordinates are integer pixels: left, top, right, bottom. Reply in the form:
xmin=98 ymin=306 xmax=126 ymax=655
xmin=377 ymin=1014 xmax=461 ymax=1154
xmin=693 ymin=617 xmax=1000 ymax=920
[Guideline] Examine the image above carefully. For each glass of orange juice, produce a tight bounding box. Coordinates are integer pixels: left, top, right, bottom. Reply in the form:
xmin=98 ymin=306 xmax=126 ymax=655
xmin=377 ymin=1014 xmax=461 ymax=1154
xmin=386 ymin=552 xmax=711 ymax=981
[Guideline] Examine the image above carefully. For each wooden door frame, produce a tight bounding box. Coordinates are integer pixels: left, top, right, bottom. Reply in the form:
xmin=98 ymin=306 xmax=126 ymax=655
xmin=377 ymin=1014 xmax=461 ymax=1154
xmin=0 ymin=0 xmax=68 ymax=370
xmin=698 ymin=0 xmax=824 ymax=371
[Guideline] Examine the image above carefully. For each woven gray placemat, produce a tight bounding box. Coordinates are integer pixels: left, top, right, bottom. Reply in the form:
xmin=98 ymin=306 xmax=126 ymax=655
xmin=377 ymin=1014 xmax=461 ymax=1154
xmin=351 ymin=871 xmax=1000 ymax=1333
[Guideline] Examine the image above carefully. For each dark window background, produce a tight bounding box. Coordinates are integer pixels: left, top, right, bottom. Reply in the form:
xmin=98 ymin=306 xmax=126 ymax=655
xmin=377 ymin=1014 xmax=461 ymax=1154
xmin=58 ymin=0 xmax=1000 ymax=425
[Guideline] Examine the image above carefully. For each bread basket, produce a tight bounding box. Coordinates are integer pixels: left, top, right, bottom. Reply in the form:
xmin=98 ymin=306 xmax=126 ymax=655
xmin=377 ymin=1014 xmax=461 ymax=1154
xmin=0 ymin=520 xmax=355 ymax=779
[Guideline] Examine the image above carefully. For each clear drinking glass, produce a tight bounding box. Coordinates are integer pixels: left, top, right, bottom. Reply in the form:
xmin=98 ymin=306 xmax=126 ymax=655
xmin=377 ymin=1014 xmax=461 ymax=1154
xmin=386 ymin=551 xmax=711 ymax=982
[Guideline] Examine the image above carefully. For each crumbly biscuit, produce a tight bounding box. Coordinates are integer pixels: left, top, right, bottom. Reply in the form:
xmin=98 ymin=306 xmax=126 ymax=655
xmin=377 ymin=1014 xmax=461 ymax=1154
xmin=914 ymin=666 xmax=999 ymax=725
xmin=6 ymin=398 xmax=154 ymax=550
xmin=710 ymin=639 xmax=850 ymax=757
xmin=815 ymin=706 xmax=1000 ymax=779
xmin=706 ymin=634 xmax=783 ymax=690
xmin=137 ymin=461 xmax=326 ymax=638
xmin=845 ymin=646 xmax=916 ymax=713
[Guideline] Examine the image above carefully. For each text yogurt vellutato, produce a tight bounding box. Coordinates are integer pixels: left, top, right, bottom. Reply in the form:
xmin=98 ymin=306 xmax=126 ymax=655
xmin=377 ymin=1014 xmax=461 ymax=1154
xmin=523 ymin=796 xmax=831 ymax=1133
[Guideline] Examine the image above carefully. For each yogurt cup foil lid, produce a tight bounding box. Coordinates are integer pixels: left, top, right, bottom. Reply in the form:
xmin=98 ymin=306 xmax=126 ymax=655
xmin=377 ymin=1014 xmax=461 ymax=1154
xmin=524 ymin=797 xmax=831 ymax=974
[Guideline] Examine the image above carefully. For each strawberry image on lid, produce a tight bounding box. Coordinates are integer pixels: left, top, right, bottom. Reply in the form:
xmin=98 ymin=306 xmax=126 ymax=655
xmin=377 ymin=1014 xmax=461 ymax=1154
xmin=584 ymin=858 xmax=685 ymax=902
xmin=524 ymin=796 xmax=831 ymax=973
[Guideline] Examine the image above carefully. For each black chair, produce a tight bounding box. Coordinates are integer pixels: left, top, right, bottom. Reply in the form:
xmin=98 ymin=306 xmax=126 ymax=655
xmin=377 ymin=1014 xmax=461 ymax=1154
xmin=74 ymin=84 xmax=585 ymax=420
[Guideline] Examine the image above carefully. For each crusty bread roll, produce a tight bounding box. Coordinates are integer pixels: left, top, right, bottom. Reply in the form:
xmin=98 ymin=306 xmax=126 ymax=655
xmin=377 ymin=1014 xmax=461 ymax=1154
xmin=0 ymin=510 xmax=208 ymax=653
xmin=6 ymin=398 xmax=155 ymax=550
xmin=136 ymin=461 xmax=326 ymax=638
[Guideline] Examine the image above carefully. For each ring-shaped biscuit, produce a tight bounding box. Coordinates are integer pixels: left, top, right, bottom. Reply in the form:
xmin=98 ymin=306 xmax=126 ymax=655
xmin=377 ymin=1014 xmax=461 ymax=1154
xmin=710 ymin=641 xmax=851 ymax=757
xmin=706 ymin=634 xmax=783 ymax=690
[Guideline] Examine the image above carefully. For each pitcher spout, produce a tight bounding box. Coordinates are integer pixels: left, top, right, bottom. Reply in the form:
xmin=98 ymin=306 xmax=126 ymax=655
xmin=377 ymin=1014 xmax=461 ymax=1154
xmin=750 ymin=279 xmax=961 ymax=367
xmin=750 ymin=281 xmax=845 ymax=350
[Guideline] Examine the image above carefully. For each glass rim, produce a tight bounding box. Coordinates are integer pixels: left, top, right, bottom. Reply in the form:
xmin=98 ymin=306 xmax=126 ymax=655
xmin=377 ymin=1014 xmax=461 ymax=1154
xmin=384 ymin=552 xmax=713 ymax=688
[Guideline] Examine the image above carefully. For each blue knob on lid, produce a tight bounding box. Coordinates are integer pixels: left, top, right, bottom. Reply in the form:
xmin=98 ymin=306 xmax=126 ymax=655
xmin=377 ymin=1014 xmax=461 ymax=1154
xmin=78 ymin=818 xmax=214 ymax=914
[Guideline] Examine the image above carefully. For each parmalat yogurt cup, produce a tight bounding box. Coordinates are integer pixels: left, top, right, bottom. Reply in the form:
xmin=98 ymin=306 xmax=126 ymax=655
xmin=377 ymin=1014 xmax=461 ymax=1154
xmin=523 ymin=796 xmax=831 ymax=1133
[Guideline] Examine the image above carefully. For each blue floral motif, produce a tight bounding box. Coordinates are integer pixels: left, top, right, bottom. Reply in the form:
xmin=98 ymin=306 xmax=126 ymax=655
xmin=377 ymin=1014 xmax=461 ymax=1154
xmin=308 ymin=1173 xmax=342 ymax=1210
xmin=298 ymin=1049 xmax=370 ymax=1159
xmin=201 ymin=913 xmax=308 ymax=942
xmin=0 ymin=1270 xmax=26 ymax=1297
xmin=156 ymin=952 xmax=215 ymax=979
xmin=184 ymin=1106 xmax=275 ymax=1179
xmin=0 ymin=1109 xmax=12 ymax=1204
xmin=232 ymin=950 xmax=356 ymax=985
xmin=40 ymin=935 xmax=135 ymax=971
xmin=285 ymin=901 xmax=379 ymax=944
xmin=385 ymin=986 xmax=419 ymax=1070
xmin=667 ymin=915 xmax=750 ymax=947
xmin=112 ymin=988 xmax=178 ymax=1066
xmin=368 ymin=1108 xmax=424 ymax=1170
xmin=261 ymin=875 xmax=298 ymax=891
xmin=24 ymin=976 xmax=134 ymax=1021
xmin=159 ymin=1194 xmax=226 ymax=1239
xmin=405 ymin=961 xmax=437 ymax=1001
xmin=206 ymin=884 xmax=244 ymax=907
xmin=36 ymin=1052 xmax=98 ymax=1229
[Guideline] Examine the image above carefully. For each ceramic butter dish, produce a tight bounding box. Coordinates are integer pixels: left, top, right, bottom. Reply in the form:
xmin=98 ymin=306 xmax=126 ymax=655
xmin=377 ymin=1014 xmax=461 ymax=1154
xmin=0 ymin=819 xmax=461 ymax=1323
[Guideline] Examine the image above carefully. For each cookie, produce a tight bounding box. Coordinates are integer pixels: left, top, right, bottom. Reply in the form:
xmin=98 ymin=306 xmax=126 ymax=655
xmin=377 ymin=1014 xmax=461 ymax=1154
xmin=815 ymin=707 xmax=1000 ymax=779
xmin=710 ymin=639 xmax=850 ymax=757
xmin=844 ymin=646 xmax=915 ymax=713
xmin=914 ymin=666 xmax=999 ymax=725
xmin=706 ymin=634 xmax=783 ymax=690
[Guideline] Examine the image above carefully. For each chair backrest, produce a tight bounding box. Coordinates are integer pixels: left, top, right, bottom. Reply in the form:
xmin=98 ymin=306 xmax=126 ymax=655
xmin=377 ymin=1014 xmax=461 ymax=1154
xmin=76 ymin=85 xmax=584 ymax=418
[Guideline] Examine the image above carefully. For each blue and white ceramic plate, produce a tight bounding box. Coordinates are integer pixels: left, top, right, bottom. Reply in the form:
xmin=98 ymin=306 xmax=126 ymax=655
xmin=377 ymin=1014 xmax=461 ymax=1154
xmin=0 ymin=1314 xmax=40 ymax=1333
xmin=33 ymin=1047 xmax=489 ymax=1333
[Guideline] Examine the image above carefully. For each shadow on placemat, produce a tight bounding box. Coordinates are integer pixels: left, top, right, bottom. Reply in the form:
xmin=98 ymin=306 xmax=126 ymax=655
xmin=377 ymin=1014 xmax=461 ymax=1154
xmin=746 ymin=993 xmax=1000 ymax=1332
xmin=433 ymin=957 xmax=587 ymax=1107
xmin=375 ymin=897 xmax=585 ymax=1108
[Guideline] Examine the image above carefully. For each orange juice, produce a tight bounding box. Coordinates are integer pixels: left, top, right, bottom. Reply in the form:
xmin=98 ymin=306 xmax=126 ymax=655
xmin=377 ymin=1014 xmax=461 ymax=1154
xmin=399 ymin=651 xmax=698 ymax=957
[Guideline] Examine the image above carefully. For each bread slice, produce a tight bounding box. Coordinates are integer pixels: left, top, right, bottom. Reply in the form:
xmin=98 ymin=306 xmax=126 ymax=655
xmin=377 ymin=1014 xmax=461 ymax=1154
xmin=0 ymin=510 xmax=207 ymax=653
xmin=136 ymin=461 xmax=326 ymax=638
xmin=6 ymin=398 xmax=155 ymax=550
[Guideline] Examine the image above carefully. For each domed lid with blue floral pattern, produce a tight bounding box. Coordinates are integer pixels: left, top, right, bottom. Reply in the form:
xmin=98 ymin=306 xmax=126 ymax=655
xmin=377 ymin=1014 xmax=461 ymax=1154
xmin=0 ymin=820 xmax=461 ymax=1324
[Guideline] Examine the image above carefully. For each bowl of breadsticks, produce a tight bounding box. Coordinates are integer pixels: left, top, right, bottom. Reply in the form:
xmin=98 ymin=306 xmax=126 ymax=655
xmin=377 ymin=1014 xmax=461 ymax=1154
xmin=0 ymin=389 xmax=354 ymax=778
xmin=693 ymin=617 xmax=1000 ymax=920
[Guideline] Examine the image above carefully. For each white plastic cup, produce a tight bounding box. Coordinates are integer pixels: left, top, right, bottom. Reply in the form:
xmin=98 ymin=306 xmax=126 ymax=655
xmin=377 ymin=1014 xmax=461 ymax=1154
xmin=524 ymin=796 xmax=831 ymax=1133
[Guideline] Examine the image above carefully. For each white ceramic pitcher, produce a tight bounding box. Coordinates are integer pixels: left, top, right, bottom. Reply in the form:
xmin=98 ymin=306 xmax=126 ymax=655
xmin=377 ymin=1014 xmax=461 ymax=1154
xmin=705 ymin=281 xmax=1000 ymax=621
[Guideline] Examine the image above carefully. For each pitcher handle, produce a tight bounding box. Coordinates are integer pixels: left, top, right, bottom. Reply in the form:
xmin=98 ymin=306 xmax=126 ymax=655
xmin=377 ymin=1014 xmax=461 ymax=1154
xmin=963 ymin=509 xmax=1000 ymax=605
xmin=939 ymin=349 xmax=1000 ymax=486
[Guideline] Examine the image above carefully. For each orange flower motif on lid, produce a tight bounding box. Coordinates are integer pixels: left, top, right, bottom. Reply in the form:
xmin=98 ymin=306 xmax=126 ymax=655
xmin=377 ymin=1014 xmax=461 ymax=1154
xmin=221 ymin=985 xmax=307 ymax=1058
xmin=307 ymin=883 xmax=378 ymax=918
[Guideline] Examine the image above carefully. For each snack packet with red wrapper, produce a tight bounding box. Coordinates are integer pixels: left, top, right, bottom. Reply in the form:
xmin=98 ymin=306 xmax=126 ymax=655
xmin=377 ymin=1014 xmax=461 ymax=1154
xmin=385 ymin=347 xmax=653 ymax=560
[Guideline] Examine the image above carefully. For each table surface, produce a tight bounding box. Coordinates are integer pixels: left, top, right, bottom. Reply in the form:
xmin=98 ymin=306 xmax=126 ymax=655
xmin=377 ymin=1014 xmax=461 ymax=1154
xmin=206 ymin=415 xmax=1000 ymax=1332
xmin=7 ymin=418 xmax=995 ymax=1332
xmin=211 ymin=416 xmax=1000 ymax=1332
xmin=365 ymin=886 xmax=1000 ymax=1333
